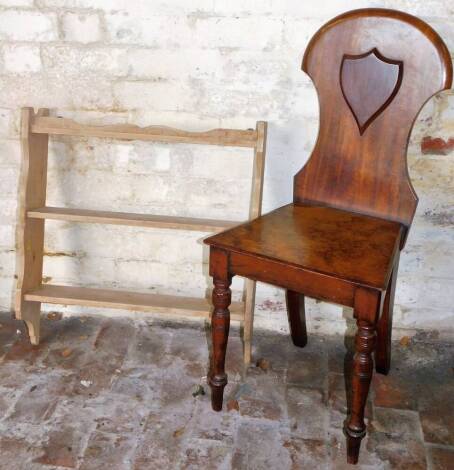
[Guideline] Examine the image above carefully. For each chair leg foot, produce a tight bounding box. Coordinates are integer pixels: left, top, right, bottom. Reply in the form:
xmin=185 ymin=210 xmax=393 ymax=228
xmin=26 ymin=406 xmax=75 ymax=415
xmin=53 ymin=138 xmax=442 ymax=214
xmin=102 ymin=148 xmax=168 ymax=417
xmin=16 ymin=302 xmax=41 ymax=346
xmin=25 ymin=319 xmax=40 ymax=345
xmin=210 ymin=375 xmax=227 ymax=411
xmin=345 ymin=429 xmax=364 ymax=465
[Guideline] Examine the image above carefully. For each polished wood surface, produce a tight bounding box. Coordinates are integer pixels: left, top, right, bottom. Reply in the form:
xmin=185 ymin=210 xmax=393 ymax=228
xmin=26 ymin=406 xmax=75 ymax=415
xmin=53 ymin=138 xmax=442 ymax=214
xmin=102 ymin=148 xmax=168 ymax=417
xmin=347 ymin=287 xmax=382 ymax=463
xmin=375 ymin=251 xmax=400 ymax=375
xmin=205 ymin=8 xmax=452 ymax=465
xmin=285 ymin=290 xmax=307 ymax=348
xmin=296 ymin=9 xmax=452 ymax=238
xmin=340 ymin=48 xmax=403 ymax=135
xmin=205 ymin=204 xmax=402 ymax=289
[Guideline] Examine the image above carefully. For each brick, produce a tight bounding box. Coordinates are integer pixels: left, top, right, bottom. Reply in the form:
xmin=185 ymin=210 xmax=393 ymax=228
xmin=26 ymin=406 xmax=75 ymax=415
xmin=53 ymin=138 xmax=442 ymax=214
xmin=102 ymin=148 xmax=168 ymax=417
xmin=92 ymin=318 xmax=135 ymax=355
xmin=113 ymin=80 xmax=198 ymax=111
xmin=80 ymin=431 xmax=136 ymax=470
xmin=132 ymin=409 xmax=193 ymax=469
xmin=0 ymin=109 xmax=11 ymax=137
xmin=3 ymin=44 xmax=42 ymax=74
xmin=187 ymin=399 xmax=237 ymax=444
xmin=92 ymin=397 xmax=149 ymax=434
xmin=194 ymin=16 xmax=284 ymax=49
xmin=275 ymin=0 xmax=385 ymax=17
xmin=371 ymin=408 xmax=424 ymax=442
xmin=421 ymin=136 xmax=454 ymax=155
xmin=124 ymin=48 xmax=222 ymax=80
xmin=0 ymin=316 xmax=451 ymax=468
xmin=0 ymin=361 xmax=40 ymax=391
xmin=0 ymin=437 xmax=42 ymax=466
xmin=238 ymin=395 xmax=283 ymax=421
xmin=367 ymin=433 xmax=428 ymax=470
xmin=123 ymin=321 xmax=172 ymax=367
xmin=0 ymin=11 xmax=58 ymax=41
xmin=327 ymin=430 xmax=385 ymax=468
xmin=286 ymin=387 xmax=327 ymax=439
xmin=110 ymin=366 xmax=162 ymax=402
xmin=232 ymin=421 xmax=292 ymax=468
xmin=106 ymin=14 xmax=284 ymax=49
xmin=0 ymin=74 xmax=115 ymax=110
xmin=428 ymin=446 xmax=454 ymax=470
xmin=286 ymin=351 xmax=328 ymax=389
xmin=372 ymin=373 xmax=418 ymax=410
xmin=0 ymin=139 xmax=21 ymax=167
xmin=0 ymin=386 xmax=21 ymax=420
xmin=0 ymin=0 xmax=34 ymax=5
xmin=190 ymin=145 xmax=251 ymax=180
xmin=33 ymin=424 xmax=86 ymax=468
xmin=105 ymin=14 xmax=192 ymax=47
xmin=6 ymin=372 xmax=74 ymax=423
xmin=0 ymin=168 xmax=19 ymax=199
xmin=283 ymin=437 xmax=328 ymax=469
xmin=62 ymin=12 xmax=103 ymax=44
xmin=384 ymin=0 xmax=454 ymax=17
xmin=213 ymin=0 xmax=273 ymax=15
xmin=38 ymin=0 xmax=213 ymax=14
xmin=41 ymin=45 xmax=128 ymax=77
xmin=419 ymin=386 xmax=454 ymax=446
xmin=397 ymin=275 xmax=454 ymax=316
xmin=178 ymin=439 xmax=232 ymax=468
xmin=3 ymin=332 xmax=49 ymax=365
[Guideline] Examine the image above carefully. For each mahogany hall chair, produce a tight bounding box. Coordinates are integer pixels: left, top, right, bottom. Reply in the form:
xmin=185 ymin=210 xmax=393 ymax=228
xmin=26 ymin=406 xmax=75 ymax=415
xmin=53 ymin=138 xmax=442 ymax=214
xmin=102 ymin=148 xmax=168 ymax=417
xmin=204 ymin=8 xmax=452 ymax=464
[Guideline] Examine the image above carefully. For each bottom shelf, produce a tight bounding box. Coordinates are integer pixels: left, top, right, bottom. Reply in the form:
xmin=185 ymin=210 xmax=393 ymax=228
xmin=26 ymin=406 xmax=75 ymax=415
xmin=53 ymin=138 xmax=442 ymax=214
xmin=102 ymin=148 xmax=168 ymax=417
xmin=24 ymin=284 xmax=244 ymax=321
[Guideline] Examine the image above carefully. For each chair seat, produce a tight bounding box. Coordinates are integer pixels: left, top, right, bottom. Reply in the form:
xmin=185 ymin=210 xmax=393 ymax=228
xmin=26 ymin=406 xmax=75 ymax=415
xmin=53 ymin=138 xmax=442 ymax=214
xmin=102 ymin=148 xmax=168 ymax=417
xmin=205 ymin=204 xmax=403 ymax=290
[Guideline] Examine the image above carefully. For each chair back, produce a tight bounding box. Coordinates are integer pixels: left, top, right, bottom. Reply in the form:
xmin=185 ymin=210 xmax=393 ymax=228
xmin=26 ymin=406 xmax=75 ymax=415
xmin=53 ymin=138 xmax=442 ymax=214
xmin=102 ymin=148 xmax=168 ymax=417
xmin=295 ymin=9 xmax=452 ymax=237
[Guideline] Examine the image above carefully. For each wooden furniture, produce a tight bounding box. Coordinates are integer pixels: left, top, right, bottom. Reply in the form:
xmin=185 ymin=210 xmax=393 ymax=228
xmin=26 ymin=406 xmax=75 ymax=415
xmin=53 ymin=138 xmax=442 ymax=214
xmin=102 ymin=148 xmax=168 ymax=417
xmin=15 ymin=109 xmax=267 ymax=364
xmin=204 ymin=8 xmax=452 ymax=464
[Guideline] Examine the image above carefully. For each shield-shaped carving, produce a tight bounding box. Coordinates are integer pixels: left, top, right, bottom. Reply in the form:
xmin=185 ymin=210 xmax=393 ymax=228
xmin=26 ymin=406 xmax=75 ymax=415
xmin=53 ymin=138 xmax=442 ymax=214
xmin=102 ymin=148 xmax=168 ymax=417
xmin=340 ymin=48 xmax=403 ymax=135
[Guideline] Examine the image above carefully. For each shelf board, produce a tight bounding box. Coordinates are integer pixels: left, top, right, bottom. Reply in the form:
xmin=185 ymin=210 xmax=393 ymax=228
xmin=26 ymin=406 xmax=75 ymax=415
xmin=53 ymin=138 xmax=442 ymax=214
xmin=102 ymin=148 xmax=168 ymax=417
xmin=31 ymin=116 xmax=258 ymax=148
xmin=24 ymin=285 xmax=245 ymax=321
xmin=27 ymin=207 xmax=240 ymax=232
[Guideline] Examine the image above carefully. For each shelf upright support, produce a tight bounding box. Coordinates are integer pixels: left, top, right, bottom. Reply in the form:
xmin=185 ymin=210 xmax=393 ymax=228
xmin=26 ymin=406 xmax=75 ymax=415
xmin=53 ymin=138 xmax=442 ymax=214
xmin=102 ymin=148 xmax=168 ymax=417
xmin=243 ymin=121 xmax=267 ymax=364
xmin=15 ymin=108 xmax=50 ymax=345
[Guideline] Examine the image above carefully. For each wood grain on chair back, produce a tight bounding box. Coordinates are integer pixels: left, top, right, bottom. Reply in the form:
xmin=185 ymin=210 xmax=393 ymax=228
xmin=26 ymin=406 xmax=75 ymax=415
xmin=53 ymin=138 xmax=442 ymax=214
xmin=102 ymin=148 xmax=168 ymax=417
xmin=294 ymin=9 xmax=452 ymax=239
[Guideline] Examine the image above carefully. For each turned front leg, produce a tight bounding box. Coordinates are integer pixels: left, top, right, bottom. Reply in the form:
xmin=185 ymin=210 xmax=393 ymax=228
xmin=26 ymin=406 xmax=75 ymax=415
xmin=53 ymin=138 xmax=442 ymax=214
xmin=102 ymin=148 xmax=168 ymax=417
xmin=345 ymin=288 xmax=381 ymax=464
xmin=345 ymin=320 xmax=376 ymax=463
xmin=210 ymin=276 xmax=232 ymax=411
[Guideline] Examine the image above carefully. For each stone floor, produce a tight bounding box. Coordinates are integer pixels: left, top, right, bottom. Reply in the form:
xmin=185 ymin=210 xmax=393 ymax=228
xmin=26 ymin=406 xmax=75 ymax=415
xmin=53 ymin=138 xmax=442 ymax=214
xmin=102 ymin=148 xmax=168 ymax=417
xmin=0 ymin=311 xmax=452 ymax=469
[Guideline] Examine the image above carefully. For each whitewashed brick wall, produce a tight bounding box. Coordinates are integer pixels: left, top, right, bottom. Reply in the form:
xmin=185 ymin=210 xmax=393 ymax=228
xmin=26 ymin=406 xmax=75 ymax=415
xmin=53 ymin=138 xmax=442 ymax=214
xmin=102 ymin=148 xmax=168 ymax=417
xmin=0 ymin=0 xmax=453 ymax=338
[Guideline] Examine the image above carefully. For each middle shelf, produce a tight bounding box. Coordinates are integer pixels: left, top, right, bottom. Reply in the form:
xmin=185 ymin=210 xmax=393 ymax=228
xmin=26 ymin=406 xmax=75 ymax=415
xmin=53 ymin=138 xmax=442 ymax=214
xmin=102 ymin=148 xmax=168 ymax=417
xmin=28 ymin=206 xmax=240 ymax=232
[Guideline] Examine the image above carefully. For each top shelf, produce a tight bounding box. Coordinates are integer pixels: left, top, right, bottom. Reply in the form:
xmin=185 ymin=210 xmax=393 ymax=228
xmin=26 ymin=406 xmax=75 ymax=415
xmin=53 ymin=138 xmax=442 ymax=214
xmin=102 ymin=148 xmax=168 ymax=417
xmin=31 ymin=116 xmax=259 ymax=148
